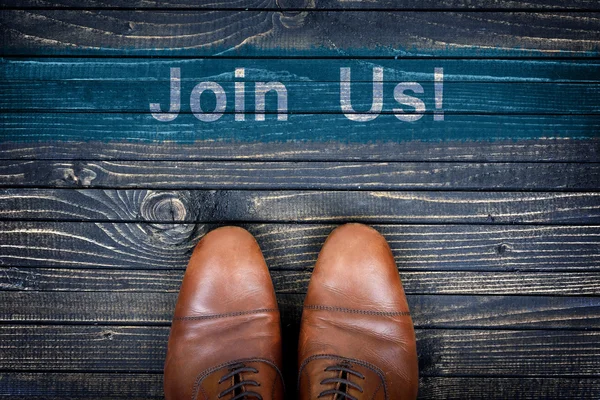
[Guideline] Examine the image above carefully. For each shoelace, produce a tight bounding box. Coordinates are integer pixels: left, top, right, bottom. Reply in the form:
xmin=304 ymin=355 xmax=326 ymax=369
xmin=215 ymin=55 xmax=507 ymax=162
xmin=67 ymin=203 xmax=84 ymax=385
xmin=217 ymin=362 xmax=262 ymax=400
xmin=317 ymin=363 xmax=365 ymax=400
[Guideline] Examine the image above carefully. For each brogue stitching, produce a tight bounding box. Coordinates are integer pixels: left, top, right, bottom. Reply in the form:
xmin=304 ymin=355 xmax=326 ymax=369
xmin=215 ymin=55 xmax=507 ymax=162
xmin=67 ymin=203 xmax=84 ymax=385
xmin=174 ymin=308 xmax=279 ymax=321
xmin=297 ymin=354 xmax=388 ymax=400
xmin=191 ymin=357 xmax=284 ymax=400
xmin=302 ymin=363 xmax=312 ymax=397
xmin=304 ymin=305 xmax=410 ymax=317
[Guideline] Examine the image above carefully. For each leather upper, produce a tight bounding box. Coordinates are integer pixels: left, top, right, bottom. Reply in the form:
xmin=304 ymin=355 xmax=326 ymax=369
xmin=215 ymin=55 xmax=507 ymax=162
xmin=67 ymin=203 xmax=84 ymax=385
xmin=298 ymin=223 xmax=419 ymax=400
xmin=164 ymin=226 xmax=284 ymax=400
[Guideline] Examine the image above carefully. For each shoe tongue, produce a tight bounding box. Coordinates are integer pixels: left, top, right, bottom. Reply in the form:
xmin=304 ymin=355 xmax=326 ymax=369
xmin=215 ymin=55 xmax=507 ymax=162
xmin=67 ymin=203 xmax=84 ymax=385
xmin=233 ymin=371 xmax=243 ymax=397
xmin=323 ymin=363 xmax=352 ymax=400
xmin=334 ymin=368 xmax=349 ymax=399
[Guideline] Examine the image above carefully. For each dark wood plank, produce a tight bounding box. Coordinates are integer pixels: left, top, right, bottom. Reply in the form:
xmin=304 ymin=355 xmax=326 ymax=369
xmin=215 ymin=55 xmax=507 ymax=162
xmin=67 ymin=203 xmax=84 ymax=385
xmin=2 ymin=190 xmax=599 ymax=223
xmin=1 ymin=10 xmax=599 ymax=57
xmin=418 ymin=377 xmax=600 ymax=399
xmin=417 ymin=329 xmax=600 ymax=376
xmin=1 ymin=325 xmax=598 ymax=376
xmin=2 ymin=373 xmax=599 ymax=400
xmin=2 ymin=291 xmax=600 ymax=329
xmin=1 ymin=222 xmax=598 ymax=271
xmin=0 ymin=372 xmax=164 ymax=400
xmin=0 ymin=373 xmax=164 ymax=399
xmin=2 ymin=139 xmax=598 ymax=162
xmin=4 ymin=267 xmax=600 ymax=295
xmin=4 ymin=0 xmax=600 ymax=10
xmin=2 ymin=162 xmax=599 ymax=189
xmin=2 ymin=112 xmax=598 ymax=143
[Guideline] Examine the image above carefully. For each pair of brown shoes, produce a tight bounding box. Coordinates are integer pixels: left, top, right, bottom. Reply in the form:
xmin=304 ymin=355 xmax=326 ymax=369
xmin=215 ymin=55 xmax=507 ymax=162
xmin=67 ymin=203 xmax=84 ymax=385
xmin=164 ymin=223 xmax=419 ymax=400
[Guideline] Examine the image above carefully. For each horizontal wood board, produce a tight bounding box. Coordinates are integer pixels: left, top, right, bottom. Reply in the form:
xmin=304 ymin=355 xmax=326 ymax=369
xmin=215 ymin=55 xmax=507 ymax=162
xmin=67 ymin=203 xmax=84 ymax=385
xmin=1 ymin=10 xmax=600 ymax=57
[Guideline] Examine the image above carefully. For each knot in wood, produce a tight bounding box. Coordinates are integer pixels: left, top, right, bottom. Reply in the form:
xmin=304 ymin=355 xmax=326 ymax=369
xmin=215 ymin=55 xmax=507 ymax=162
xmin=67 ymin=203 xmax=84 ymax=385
xmin=53 ymin=166 xmax=97 ymax=187
xmin=276 ymin=0 xmax=315 ymax=28
xmin=140 ymin=191 xmax=188 ymax=223
xmin=140 ymin=191 xmax=196 ymax=245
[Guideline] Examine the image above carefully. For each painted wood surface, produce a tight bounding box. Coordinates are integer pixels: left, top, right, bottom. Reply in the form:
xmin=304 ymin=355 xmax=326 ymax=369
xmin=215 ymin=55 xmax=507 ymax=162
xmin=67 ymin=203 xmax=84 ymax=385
xmin=2 ymin=59 xmax=600 ymax=114
xmin=4 ymin=112 xmax=600 ymax=142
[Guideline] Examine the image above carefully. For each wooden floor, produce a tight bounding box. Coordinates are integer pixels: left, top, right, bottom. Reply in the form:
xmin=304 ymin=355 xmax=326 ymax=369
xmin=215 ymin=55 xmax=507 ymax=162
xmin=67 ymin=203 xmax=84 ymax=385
xmin=1 ymin=1 xmax=600 ymax=399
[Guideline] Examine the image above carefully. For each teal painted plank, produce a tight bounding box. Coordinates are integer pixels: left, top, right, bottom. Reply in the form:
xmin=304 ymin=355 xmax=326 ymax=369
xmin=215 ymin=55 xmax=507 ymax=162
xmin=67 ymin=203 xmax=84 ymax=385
xmin=1 ymin=10 xmax=599 ymax=57
xmin=3 ymin=80 xmax=598 ymax=114
xmin=1 ymin=112 xmax=598 ymax=143
xmin=4 ymin=59 xmax=600 ymax=83
xmin=2 ymin=58 xmax=599 ymax=142
xmin=3 ymin=59 xmax=599 ymax=115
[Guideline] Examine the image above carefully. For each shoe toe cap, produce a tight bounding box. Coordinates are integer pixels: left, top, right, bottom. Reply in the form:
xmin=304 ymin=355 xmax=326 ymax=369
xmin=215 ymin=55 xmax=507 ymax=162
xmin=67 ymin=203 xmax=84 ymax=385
xmin=306 ymin=223 xmax=408 ymax=312
xmin=174 ymin=226 xmax=277 ymax=317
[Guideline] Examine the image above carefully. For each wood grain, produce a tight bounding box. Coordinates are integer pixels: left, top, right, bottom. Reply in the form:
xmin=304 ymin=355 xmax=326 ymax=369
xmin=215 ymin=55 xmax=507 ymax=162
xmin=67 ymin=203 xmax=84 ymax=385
xmin=2 ymin=139 xmax=598 ymax=162
xmin=1 ymin=10 xmax=599 ymax=57
xmin=5 ymin=58 xmax=599 ymax=83
xmin=3 ymin=0 xmax=600 ymax=10
xmin=1 ymin=325 xmax=598 ymax=376
xmin=1 ymin=222 xmax=598 ymax=271
xmin=2 ymin=291 xmax=600 ymax=329
xmin=2 ymin=112 xmax=599 ymax=143
xmin=1 ymin=162 xmax=599 ymax=189
xmin=2 ymin=57 xmax=599 ymax=115
xmin=1 ymin=373 xmax=599 ymax=400
xmin=3 ymin=190 xmax=600 ymax=223
xmin=0 ymin=373 xmax=165 ymax=400
xmin=418 ymin=377 xmax=600 ymax=400
xmin=4 ymin=267 xmax=600 ymax=295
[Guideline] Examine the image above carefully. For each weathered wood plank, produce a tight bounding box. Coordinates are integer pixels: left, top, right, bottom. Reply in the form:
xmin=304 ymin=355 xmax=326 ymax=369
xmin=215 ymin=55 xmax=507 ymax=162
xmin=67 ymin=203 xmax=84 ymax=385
xmin=3 ymin=267 xmax=600 ymax=295
xmin=417 ymin=377 xmax=600 ymax=399
xmin=1 ymin=325 xmax=598 ymax=376
xmin=1 ymin=162 xmax=599 ymax=189
xmin=1 ymin=222 xmax=598 ymax=271
xmin=1 ymin=139 xmax=598 ymax=162
xmin=4 ymin=0 xmax=600 ymax=11
xmin=3 ymin=190 xmax=599 ymax=223
xmin=0 ymin=373 xmax=164 ymax=399
xmin=1 ymin=10 xmax=599 ymax=57
xmin=418 ymin=329 xmax=600 ymax=376
xmin=2 ymin=373 xmax=599 ymax=400
xmin=2 ymin=292 xmax=600 ymax=329
xmin=2 ymin=112 xmax=599 ymax=143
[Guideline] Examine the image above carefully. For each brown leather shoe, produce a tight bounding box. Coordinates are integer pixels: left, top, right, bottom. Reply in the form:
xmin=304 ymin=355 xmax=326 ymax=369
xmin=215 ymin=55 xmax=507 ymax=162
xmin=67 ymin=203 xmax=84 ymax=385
xmin=298 ymin=223 xmax=419 ymax=400
xmin=164 ymin=226 xmax=284 ymax=400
